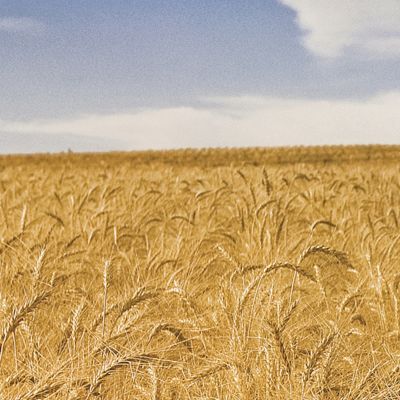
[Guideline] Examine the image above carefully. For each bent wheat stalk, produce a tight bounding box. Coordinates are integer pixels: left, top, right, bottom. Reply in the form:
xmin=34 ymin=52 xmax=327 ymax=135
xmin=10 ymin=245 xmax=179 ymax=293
xmin=0 ymin=290 xmax=51 ymax=366
xmin=299 ymin=245 xmax=354 ymax=270
xmin=84 ymin=353 xmax=158 ymax=398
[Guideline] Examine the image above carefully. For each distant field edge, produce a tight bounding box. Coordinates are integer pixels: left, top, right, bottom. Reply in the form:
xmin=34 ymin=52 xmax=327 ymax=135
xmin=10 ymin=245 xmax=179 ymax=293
xmin=1 ymin=144 xmax=400 ymax=167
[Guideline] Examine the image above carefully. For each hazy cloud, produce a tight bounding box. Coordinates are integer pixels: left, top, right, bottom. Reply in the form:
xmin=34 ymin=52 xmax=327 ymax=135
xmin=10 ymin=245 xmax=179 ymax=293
xmin=1 ymin=92 xmax=400 ymax=153
xmin=278 ymin=0 xmax=400 ymax=58
xmin=0 ymin=17 xmax=45 ymax=34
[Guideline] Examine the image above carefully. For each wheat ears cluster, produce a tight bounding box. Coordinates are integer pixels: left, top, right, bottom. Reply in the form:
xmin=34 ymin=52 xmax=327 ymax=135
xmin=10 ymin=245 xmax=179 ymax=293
xmin=1 ymin=147 xmax=400 ymax=399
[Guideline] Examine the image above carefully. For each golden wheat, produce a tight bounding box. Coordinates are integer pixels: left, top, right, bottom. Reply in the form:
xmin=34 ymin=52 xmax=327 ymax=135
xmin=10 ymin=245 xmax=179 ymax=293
xmin=1 ymin=146 xmax=400 ymax=399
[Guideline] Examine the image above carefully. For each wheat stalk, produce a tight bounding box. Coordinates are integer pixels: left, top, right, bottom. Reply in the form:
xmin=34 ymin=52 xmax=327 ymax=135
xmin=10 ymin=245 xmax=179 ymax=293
xmin=299 ymin=245 xmax=354 ymax=270
xmin=84 ymin=354 xmax=158 ymax=397
xmin=148 ymin=323 xmax=193 ymax=352
xmin=303 ymin=332 xmax=336 ymax=387
xmin=266 ymin=320 xmax=292 ymax=376
xmin=102 ymin=259 xmax=111 ymax=339
xmin=0 ymin=291 xmax=51 ymax=365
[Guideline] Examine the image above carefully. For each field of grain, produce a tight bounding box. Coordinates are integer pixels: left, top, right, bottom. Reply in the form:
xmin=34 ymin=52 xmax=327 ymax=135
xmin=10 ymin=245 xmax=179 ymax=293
xmin=1 ymin=146 xmax=400 ymax=399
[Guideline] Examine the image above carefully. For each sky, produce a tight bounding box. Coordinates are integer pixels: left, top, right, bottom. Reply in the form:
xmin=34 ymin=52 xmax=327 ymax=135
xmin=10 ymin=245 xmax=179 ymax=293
xmin=1 ymin=0 xmax=400 ymax=153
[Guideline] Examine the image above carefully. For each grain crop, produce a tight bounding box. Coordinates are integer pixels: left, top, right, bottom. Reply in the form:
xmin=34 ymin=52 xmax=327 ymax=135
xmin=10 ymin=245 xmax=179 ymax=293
xmin=1 ymin=145 xmax=400 ymax=399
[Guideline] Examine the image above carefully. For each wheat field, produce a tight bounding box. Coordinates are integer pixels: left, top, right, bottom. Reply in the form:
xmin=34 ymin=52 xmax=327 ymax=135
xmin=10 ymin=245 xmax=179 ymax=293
xmin=1 ymin=146 xmax=400 ymax=399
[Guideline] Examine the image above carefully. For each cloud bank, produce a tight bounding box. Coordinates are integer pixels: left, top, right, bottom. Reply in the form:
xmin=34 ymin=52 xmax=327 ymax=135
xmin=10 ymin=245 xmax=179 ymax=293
xmin=1 ymin=92 xmax=400 ymax=153
xmin=0 ymin=17 xmax=45 ymax=34
xmin=279 ymin=0 xmax=400 ymax=57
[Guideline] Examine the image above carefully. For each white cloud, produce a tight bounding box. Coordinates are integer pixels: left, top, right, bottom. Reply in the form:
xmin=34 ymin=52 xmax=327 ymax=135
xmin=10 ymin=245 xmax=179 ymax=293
xmin=278 ymin=0 xmax=400 ymax=58
xmin=0 ymin=17 xmax=45 ymax=34
xmin=1 ymin=92 xmax=400 ymax=152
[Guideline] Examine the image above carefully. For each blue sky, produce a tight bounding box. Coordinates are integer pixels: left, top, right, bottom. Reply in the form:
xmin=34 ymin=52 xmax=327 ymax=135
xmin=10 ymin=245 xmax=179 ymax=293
xmin=1 ymin=0 xmax=400 ymax=153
